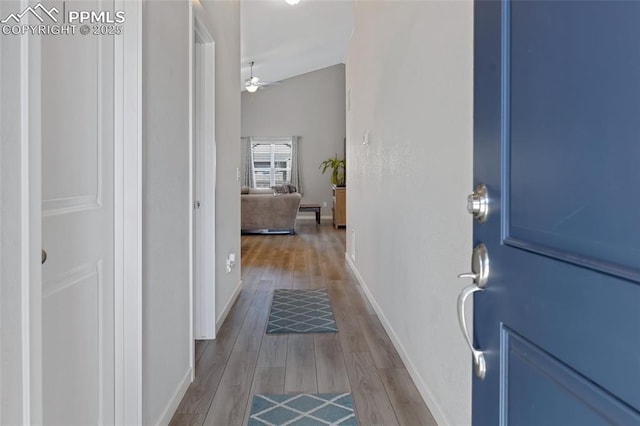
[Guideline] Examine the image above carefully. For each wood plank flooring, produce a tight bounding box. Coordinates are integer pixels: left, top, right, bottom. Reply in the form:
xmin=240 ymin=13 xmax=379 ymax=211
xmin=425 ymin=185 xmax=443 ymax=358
xmin=170 ymin=222 xmax=437 ymax=426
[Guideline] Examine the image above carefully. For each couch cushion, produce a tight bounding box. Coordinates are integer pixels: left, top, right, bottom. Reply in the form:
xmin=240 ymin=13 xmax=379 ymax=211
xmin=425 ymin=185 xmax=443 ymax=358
xmin=249 ymin=188 xmax=274 ymax=195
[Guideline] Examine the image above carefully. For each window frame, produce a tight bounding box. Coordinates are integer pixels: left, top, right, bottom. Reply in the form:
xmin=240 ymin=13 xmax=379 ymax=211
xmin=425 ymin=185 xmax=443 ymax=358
xmin=250 ymin=137 xmax=293 ymax=188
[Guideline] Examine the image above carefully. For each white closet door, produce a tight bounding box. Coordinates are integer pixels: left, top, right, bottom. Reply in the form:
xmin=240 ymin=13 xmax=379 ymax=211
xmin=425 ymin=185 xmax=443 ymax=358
xmin=41 ymin=1 xmax=115 ymax=423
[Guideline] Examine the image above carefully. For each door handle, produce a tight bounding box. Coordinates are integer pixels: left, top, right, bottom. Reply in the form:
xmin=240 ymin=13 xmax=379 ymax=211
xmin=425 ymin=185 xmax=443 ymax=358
xmin=456 ymin=243 xmax=490 ymax=379
xmin=42 ymin=249 xmax=47 ymax=264
xmin=457 ymin=282 xmax=486 ymax=379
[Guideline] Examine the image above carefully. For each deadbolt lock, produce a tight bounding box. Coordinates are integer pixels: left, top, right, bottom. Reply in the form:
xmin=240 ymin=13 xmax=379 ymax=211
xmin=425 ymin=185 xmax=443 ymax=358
xmin=467 ymin=184 xmax=488 ymax=223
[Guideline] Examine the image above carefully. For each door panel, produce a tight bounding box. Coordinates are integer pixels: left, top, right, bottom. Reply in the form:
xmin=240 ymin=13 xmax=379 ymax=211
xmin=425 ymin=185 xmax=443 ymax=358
xmin=41 ymin=1 xmax=115 ymax=424
xmin=42 ymin=265 xmax=102 ymax=424
xmin=503 ymin=329 xmax=640 ymax=425
xmin=472 ymin=1 xmax=640 ymax=424
xmin=41 ymin=28 xmax=101 ymax=213
xmin=507 ymin=1 xmax=640 ymax=276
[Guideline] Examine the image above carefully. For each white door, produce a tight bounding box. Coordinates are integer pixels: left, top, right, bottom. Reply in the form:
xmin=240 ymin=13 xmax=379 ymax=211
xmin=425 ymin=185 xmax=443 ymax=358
xmin=192 ymin=16 xmax=216 ymax=339
xmin=192 ymin=48 xmax=204 ymax=337
xmin=41 ymin=1 xmax=115 ymax=423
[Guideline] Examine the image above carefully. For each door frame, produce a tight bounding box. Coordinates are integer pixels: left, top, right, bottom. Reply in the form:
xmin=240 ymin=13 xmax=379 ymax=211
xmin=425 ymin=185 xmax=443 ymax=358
xmin=0 ymin=0 xmax=44 ymax=422
xmin=0 ymin=0 xmax=143 ymax=423
xmin=114 ymin=1 xmax=143 ymax=424
xmin=190 ymin=2 xmax=217 ymax=344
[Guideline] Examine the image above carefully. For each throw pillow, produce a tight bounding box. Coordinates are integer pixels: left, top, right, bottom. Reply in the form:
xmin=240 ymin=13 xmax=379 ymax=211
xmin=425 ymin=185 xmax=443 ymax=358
xmin=271 ymin=185 xmax=289 ymax=194
xmin=240 ymin=186 xmax=250 ymax=194
xmin=286 ymin=184 xmax=297 ymax=193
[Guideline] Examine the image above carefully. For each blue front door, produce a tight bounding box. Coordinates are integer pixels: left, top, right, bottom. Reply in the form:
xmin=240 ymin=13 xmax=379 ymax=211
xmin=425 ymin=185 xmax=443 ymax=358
xmin=471 ymin=1 xmax=640 ymax=424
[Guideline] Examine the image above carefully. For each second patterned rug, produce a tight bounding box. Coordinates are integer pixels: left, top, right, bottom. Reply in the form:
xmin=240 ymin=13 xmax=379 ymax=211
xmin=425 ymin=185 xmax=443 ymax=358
xmin=248 ymin=393 xmax=357 ymax=425
xmin=266 ymin=288 xmax=338 ymax=334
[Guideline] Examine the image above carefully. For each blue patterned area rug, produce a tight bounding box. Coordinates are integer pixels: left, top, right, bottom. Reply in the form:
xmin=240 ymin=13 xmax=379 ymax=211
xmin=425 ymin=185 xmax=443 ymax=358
xmin=248 ymin=393 xmax=358 ymax=426
xmin=267 ymin=289 xmax=338 ymax=334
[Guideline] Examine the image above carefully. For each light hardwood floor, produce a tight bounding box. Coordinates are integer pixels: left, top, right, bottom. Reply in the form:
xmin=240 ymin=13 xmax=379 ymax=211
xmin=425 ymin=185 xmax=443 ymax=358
xmin=170 ymin=222 xmax=437 ymax=426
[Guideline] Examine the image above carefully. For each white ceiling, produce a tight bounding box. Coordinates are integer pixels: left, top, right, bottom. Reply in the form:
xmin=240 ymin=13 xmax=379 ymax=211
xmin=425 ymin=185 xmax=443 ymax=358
xmin=241 ymin=0 xmax=354 ymax=88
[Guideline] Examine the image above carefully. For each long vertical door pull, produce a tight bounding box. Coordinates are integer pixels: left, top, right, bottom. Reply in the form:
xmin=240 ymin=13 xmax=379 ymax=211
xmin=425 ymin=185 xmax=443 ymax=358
xmin=457 ymin=243 xmax=489 ymax=379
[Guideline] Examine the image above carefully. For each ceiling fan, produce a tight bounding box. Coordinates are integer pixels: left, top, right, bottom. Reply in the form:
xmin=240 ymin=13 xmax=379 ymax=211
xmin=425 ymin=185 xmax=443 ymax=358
xmin=244 ymin=61 xmax=279 ymax=93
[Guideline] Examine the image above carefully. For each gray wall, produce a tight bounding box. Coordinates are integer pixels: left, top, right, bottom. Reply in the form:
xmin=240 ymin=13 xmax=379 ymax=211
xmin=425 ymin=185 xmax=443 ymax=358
xmin=242 ymin=64 xmax=346 ymax=217
xmin=346 ymin=2 xmax=473 ymax=425
xmin=142 ymin=1 xmax=191 ymax=423
xmin=141 ymin=0 xmax=242 ymax=423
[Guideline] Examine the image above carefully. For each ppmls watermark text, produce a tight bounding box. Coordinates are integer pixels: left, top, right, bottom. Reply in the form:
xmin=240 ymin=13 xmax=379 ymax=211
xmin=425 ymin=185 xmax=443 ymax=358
xmin=1 ymin=2 xmax=125 ymax=36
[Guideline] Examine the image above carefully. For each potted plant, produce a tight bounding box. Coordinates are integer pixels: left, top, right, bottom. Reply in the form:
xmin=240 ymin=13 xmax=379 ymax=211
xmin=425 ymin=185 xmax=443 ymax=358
xmin=319 ymin=155 xmax=346 ymax=186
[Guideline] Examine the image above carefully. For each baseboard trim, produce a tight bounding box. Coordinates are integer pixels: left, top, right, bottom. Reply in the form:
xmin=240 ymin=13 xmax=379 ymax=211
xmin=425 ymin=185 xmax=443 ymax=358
xmin=296 ymin=215 xmax=333 ymax=221
xmin=345 ymin=254 xmax=451 ymax=426
xmin=154 ymin=368 xmax=192 ymax=426
xmin=216 ymin=280 xmax=242 ymax=333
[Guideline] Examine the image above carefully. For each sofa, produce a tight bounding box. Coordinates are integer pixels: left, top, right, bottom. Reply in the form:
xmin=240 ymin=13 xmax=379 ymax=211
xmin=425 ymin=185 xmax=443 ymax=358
xmin=241 ymin=188 xmax=302 ymax=234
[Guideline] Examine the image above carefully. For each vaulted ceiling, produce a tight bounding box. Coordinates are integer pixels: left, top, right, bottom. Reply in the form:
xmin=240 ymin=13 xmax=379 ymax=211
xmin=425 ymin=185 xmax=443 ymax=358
xmin=240 ymin=0 xmax=354 ymax=89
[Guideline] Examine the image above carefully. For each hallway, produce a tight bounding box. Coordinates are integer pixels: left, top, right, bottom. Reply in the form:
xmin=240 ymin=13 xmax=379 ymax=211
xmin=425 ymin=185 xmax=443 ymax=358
xmin=170 ymin=223 xmax=436 ymax=425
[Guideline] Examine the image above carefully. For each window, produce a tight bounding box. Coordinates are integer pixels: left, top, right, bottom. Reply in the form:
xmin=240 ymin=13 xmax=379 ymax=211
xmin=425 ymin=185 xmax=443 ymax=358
xmin=251 ymin=139 xmax=292 ymax=188
xmin=241 ymin=136 xmax=301 ymax=193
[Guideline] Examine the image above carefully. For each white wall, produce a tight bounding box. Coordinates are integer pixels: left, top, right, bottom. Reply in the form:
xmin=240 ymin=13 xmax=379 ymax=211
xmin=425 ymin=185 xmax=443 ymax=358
xmin=142 ymin=1 xmax=192 ymax=423
xmin=141 ymin=0 xmax=241 ymax=422
xmin=346 ymin=2 xmax=473 ymax=425
xmin=241 ymin=64 xmax=346 ymax=217
xmin=199 ymin=0 xmax=242 ymax=327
